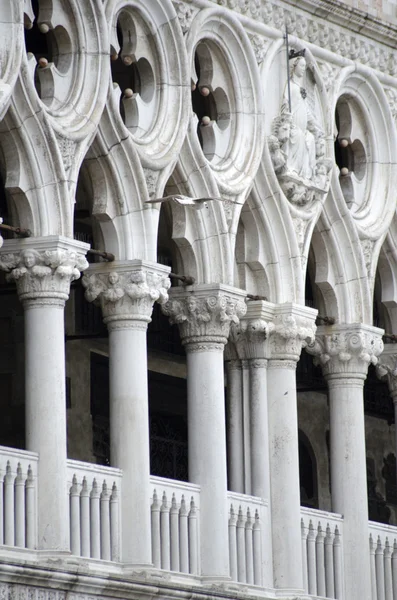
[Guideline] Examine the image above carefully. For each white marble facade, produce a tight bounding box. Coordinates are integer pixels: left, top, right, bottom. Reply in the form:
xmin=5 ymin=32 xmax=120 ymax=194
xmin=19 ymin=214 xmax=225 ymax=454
xmin=0 ymin=1 xmax=397 ymax=600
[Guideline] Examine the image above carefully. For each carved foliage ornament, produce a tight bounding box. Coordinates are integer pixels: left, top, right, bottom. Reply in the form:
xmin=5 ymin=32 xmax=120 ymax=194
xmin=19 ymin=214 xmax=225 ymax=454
xmin=269 ymin=53 xmax=331 ymax=208
xmin=0 ymin=248 xmax=88 ymax=303
xmin=162 ymin=293 xmax=247 ymax=347
xmin=268 ymin=312 xmax=316 ymax=361
xmin=306 ymin=330 xmax=384 ymax=376
xmin=82 ymin=269 xmax=170 ymax=324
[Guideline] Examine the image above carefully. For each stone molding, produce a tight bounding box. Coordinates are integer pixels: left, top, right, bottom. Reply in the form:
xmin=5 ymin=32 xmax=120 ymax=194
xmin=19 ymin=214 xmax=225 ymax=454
xmin=0 ymin=237 xmax=89 ymax=307
xmin=267 ymin=303 xmax=317 ymax=362
xmin=210 ymin=0 xmax=397 ymax=76
xmin=82 ymin=261 xmax=171 ymax=327
xmin=376 ymin=345 xmax=397 ymax=399
xmin=306 ymin=324 xmax=384 ymax=378
xmin=162 ymin=284 xmax=247 ymax=350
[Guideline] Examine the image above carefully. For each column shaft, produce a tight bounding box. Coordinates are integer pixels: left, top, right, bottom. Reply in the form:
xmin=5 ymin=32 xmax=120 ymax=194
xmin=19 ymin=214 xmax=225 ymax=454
xmin=187 ymin=346 xmax=229 ymax=577
xmin=25 ymin=301 xmax=69 ymax=550
xmin=249 ymin=359 xmax=269 ymax=500
xmin=109 ymin=324 xmax=151 ymax=564
xmin=267 ymin=361 xmax=303 ymax=592
xmin=328 ymin=376 xmax=371 ymax=600
xmin=226 ymin=361 xmax=245 ymax=494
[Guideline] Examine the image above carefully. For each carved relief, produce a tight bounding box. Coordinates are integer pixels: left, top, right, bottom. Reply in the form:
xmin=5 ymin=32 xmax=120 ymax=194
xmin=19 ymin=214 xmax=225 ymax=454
xmin=173 ymin=2 xmax=198 ymax=34
xmin=269 ymin=52 xmax=332 ymax=207
xmin=0 ymin=247 xmax=88 ymax=304
xmin=249 ymin=34 xmax=268 ymax=65
xmin=82 ymin=267 xmax=170 ymax=325
xmin=162 ymin=291 xmax=246 ymax=348
xmin=307 ymin=327 xmax=384 ymax=377
xmin=55 ymin=133 xmax=76 ymax=172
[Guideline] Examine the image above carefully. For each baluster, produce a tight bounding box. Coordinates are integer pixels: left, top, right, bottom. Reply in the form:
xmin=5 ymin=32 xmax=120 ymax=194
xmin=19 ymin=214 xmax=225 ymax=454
xmin=370 ymin=534 xmax=377 ymax=600
xmin=324 ymin=524 xmax=335 ymax=599
xmin=151 ymin=490 xmax=161 ymax=568
xmin=100 ymin=481 xmax=111 ymax=561
xmin=307 ymin=520 xmax=317 ymax=596
xmin=245 ymin=508 xmax=254 ymax=585
xmin=375 ymin=536 xmax=386 ymax=600
xmin=229 ymin=505 xmax=238 ymax=581
xmin=334 ymin=526 xmax=343 ymax=600
xmin=80 ymin=477 xmax=90 ymax=557
xmin=236 ymin=506 xmax=246 ymax=583
xmin=25 ymin=466 xmax=35 ymax=549
xmin=90 ymin=479 xmax=101 ymax=559
xmin=188 ymin=497 xmax=198 ymax=575
xmin=384 ymin=538 xmax=392 ymax=600
xmin=170 ymin=494 xmax=180 ymax=572
xmin=70 ymin=474 xmax=80 ymax=556
xmin=110 ymin=483 xmax=120 ymax=562
xmin=160 ymin=492 xmax=170 ymax=570
xmin=316 ymin=522 xmax=326 ymax=597
xmin=253 ymin=509 xmax=262 ymax=586
xmin=14 ymin=464 xmax=25 ymax=548
xmin=0 ymin=466 xmax=3 ymax=545
xmin=179 ymin=495 xmax=189 ymax=574
xmin=4 ymin=462 xmax=14 ymax=546
xmin=392 ymin=540 xmax=397 ymax=600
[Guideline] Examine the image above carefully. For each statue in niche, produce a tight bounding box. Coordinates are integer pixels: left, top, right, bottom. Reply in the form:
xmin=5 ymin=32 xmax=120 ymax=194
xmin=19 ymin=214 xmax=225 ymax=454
xmin=269 ymin=50 xmax=332 ymax=207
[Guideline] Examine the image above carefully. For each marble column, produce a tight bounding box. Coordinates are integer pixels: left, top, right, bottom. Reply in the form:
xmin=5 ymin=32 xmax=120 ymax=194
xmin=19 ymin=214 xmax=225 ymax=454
xmin=0 ymin=236 xmax=89 ymax=551
xmin=267 ymin=303 xmax=317 ymax=594
xmin=308 ymin=324 xmax=384 ymax=600
xmin=163 ymin=284 xmax=246 ymax=579
xmin=83 ymin=260 xmax=170 ymax=565
xmin=224 ymin=352 xmax=245 ymax=494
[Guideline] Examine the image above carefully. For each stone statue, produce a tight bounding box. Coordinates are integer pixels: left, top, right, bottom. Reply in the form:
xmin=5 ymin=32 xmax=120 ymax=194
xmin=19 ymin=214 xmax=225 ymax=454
xmin=269 ymin=50 xmax=331 ymax=206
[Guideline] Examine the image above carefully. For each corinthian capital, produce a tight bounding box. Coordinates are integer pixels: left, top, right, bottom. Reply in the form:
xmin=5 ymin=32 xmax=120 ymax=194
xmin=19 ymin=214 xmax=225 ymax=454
xmin=230 ymin=300 xmax=274 ymax=359
xmin=306 ymin=324 xmax=384 ymax=378
xmin=267 ymin=303 xmax=317 ymax=363
xmin=0 ymin=236 xmax=89 ymax=306
xmin=376 ymin=344 xmax=397 ymax=398
xmin=82 ymin=260 xmax=170 ymax=328
xmin=162 ymin=284 xmax=247 ymax=350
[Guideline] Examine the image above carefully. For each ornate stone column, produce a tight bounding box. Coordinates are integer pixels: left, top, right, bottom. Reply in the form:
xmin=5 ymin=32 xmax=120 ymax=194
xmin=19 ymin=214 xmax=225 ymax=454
xmin=163 ymin=284 xmax=246 ymax=579
xmin=307 ymin=324 xmax=384 ymax=600
xmin=0 ymin=236 xmax=89 ymax=551
xmin=266 ymin=303 xmax=317 ymax=594
xmin=83 ymin=260 xmax=170 ymax=565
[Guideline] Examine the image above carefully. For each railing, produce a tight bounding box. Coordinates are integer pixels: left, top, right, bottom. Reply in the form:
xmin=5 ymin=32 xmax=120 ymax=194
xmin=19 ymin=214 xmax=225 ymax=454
xmin=301 ymin=507 xmax=344 ymax=599
xmin=227 ymin=491 xmax=268 ymax=586
xmin=369 ymin=521 xmax=397 ymax=600
xmin=0 ymin=446 xmax=38 ymax=549
xmin=67 ymin=459 xmax=122 ymax=561
xmin=150 ymin=475 xmax=200 ymax=574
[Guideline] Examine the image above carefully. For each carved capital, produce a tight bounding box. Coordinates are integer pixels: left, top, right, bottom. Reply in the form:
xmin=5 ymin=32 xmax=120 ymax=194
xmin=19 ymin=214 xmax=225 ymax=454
xmin=162 ymin=284 xmax=246 ymax=350
xmin=82 ymin=261 xmax=170 ymax=328
xmin=230 ymin=300 xmax=274 ymax=359
xmin=306 ymin=324 xmax=384 ymax=379
xmin=376 ymin=345 xmax=397 ymax=399
xmin=0 ymin=236 xmax=89 ymax=307
xmin=267 ymin=304 xmax=317 ymax=363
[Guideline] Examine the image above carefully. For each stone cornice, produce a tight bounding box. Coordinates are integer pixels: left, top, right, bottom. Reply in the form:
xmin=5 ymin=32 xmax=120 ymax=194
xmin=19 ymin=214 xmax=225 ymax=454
xmin=0 ymin=236 xmax=89 ymax=306
xmin=306 ymin=323 xmax=384 ymax=378
xmin=162 ymin=284 xmax=247 ymax=349
xmin=82 ymin=260 xmax=170 ymax=327
xmin=205 ymin=0 xmax=397 ymax=76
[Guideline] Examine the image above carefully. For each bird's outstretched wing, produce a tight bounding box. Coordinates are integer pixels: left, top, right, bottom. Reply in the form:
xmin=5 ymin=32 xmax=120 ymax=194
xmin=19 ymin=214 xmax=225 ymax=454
xmin=147 ymin=194 xmax=222 ymax=207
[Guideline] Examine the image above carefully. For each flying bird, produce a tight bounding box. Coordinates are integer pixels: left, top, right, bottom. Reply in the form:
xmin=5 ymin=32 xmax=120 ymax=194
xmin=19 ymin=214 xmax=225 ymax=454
xmin=147 ymin=195 xmax=222 ymax=209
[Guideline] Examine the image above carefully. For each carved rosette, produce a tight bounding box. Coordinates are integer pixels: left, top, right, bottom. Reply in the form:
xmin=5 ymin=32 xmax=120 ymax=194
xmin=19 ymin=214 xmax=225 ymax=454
xmin=376 ymin=346 xmax=397 ymax=399
xmin=0 ymin=238 xmax=89 ymax=307
xmin=82 ymin=261 xmax=171 ymax=330
xmin=306 ymin=325 xmax=384 ymax=379
xmin=162 ymin=285 xmax=247 ymax=351
xmin=267 ymin=305 xmax=317 ymax=364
